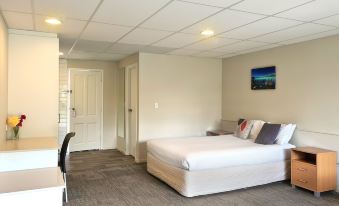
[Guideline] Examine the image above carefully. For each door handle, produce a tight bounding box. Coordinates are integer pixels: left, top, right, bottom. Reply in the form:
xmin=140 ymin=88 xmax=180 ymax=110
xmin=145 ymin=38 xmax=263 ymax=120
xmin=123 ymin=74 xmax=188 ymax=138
xmin=72 ymin=108 xmax=76 ymax=117
xmin=128 ymin=109 xmax=133 ymax=112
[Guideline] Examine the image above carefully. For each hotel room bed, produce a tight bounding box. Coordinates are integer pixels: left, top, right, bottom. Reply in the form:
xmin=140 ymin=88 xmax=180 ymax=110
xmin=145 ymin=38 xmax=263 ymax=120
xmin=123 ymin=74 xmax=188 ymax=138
xmin=147 ymin=135 xmax=295 ymax=197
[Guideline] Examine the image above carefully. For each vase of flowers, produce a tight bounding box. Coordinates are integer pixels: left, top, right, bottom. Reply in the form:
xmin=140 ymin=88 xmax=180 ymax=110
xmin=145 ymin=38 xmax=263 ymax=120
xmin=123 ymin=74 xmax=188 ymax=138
xmin=6 ymin=115 xmax=26 ymax=140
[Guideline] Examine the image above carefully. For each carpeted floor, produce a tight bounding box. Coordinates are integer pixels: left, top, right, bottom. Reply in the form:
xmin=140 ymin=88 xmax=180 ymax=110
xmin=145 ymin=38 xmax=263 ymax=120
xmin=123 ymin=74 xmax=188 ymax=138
xmin=66 ymin=150 xmax=339 ymax=206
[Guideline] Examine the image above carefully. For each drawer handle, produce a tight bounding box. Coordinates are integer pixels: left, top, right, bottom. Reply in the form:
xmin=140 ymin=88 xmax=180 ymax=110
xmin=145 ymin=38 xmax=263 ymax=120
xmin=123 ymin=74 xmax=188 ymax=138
xmin=297 ymin=167 xmax=307 ymax=172
xmin=297 ymin=179 xmax=308 ymax=184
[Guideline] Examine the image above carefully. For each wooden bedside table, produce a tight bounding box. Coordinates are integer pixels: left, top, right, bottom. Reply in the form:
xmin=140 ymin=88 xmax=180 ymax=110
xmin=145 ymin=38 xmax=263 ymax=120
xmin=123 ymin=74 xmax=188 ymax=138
xmin=291 ymin=147 xmax=337 ymax=197
xmin=206 ymin=130 xmax=233 ymax=136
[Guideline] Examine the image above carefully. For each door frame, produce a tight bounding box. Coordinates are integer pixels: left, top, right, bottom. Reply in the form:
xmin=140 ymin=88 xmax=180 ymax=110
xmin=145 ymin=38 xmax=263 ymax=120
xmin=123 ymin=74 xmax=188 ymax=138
xmin=68 ymin=68 xmax=104 ymax=150
xmin=124 ymin=63 xmax=138 ymax=156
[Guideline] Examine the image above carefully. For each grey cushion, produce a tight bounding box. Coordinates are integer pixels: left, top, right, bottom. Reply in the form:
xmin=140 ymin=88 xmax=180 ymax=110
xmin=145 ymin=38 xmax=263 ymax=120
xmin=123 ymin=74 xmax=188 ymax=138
xmin=255 ymin=123 xmax=281 ymax=145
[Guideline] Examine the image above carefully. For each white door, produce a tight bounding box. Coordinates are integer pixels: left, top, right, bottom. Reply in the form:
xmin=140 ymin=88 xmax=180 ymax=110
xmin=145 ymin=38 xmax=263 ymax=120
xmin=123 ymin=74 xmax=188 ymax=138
xmin=126 ymin=65 xmax=138 ymax=157
xmin=70 ymin=69 xmax=102 ymax=152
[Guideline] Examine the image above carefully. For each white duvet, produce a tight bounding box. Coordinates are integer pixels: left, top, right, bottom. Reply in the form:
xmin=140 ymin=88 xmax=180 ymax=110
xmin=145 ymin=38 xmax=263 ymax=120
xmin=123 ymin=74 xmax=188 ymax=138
xmin=147 ymin=135 xmax=295 ymax=171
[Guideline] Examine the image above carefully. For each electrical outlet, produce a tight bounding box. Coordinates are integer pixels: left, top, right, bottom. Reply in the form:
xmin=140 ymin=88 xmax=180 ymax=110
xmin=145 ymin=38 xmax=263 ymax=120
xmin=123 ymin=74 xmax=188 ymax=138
xmin=154 ymin=102 xmax=159 ymax=109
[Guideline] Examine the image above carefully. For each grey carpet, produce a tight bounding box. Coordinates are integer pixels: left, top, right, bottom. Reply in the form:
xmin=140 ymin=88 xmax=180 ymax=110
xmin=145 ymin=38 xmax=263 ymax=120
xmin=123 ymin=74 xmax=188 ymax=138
xmin=66 ymin=150 xmax=339 ymax=206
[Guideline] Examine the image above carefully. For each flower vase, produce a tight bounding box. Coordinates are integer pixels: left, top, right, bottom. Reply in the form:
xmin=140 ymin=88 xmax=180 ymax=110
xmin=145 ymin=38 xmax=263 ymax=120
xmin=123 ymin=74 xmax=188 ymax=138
xmin=7 ymin=126 xmax=20 ymax=140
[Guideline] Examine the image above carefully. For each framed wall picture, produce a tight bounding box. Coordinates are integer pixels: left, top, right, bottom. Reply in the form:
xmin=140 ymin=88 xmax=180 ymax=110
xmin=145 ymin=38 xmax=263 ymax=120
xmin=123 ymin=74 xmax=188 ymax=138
xmin=251 ymin=66 xmax=276 ymax=90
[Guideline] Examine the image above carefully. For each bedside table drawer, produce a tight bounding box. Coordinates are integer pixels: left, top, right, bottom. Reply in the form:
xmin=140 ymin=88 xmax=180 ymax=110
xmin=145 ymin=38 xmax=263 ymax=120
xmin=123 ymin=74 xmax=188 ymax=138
xmin=292 ymin=172 xmax=317 ymax=190
xmin=292 ymin=160 xmax=317 ymax=190
xmin=292 ymin=160 xmax=316 ymax=176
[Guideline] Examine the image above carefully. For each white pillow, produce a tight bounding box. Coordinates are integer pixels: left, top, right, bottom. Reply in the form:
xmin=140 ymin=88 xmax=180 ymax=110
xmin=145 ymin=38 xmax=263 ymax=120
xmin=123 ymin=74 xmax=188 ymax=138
xmin=276 ymin=124 xmax=296 ymax=145
xmin=234 ymin=120 xmax=254 ymax=139
xmin=249 ymin=120 xmax=265 ymax=140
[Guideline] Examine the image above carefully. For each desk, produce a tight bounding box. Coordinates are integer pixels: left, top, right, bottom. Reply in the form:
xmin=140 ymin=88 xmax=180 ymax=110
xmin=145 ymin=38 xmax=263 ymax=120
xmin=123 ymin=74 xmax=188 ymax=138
xmin=0 ymin=137 xmax=58 ymax=172
xmin=0 ymin=167 xmax=65 ymax=206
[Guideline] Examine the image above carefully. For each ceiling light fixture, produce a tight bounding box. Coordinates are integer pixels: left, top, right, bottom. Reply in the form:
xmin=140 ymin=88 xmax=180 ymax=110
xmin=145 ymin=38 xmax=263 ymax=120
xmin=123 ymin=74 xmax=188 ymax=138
xmin=59 ymin=52 xmax=64 ymax=56
xmin=201 ymin=29 xmax=214 ymax=36
xmin=45 ymin=18 xmax=62 ymax=25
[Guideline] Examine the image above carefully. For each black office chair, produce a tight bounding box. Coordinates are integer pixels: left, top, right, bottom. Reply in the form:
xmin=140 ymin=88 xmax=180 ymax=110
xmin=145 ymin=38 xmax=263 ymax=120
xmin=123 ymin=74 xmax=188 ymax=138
xmin=59 ymin=132 xmax=75 ymax=203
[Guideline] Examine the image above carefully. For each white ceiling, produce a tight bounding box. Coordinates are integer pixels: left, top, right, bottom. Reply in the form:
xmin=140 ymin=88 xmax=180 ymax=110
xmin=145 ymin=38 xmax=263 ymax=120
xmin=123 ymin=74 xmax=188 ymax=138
xmin=1 ymin=0 xmax=339 ymax=61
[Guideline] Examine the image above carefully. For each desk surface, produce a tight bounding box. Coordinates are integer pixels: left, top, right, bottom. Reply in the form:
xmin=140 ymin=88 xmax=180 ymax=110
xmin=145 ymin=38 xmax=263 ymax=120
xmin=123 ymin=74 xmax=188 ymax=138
xmin=0 ymin=137 xmax=58 ymax=153
xmin=0 ymin=167 xmax=65 ymax=194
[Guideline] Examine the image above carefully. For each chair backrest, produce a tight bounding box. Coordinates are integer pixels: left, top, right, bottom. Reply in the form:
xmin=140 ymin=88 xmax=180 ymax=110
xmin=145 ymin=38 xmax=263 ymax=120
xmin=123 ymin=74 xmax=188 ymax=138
xmin=60 ymin=132 xmax=76 ymax=173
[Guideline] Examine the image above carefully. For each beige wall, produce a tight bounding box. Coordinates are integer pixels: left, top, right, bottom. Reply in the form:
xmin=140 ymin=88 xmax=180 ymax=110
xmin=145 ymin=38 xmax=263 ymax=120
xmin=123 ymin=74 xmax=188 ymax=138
xmin=67 ymin=59 xmax=118 ymax=149
xmin=222 ymin=34 xmax=339 ymax=191
xmin=138 ymin=53 xmax=222 ymax=161
xmin=0 ymin=14 xmax=7 ymax=140
xmin=118 ymin=53 xmax=139 ymax=69
xmin=8 ymin=30 xmax=59 ymax=138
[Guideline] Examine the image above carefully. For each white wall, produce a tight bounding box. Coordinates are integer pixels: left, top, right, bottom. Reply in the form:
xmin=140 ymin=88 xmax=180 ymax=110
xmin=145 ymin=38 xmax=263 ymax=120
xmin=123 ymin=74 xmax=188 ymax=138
xmin=0 ymin=14 xmax=7 ymax=140
xmin=222 ymin=34 xmax=339 ymax=192
xmin=8 ymin=30 xmax=59 ymax=138
xmin=138 ymin=53 xmax=222 ymax=161
xmin=67 ymin=59 xmax=118 ymax=149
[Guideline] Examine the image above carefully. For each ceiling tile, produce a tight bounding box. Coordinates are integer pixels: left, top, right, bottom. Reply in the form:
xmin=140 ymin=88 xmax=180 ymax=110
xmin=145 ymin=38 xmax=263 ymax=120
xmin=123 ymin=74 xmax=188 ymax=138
xmin=237 ymin=44 xmax=281 ymax=54
xmin=193 ymin=50 xmax=225 ymax=58
xmin=34 ymin=0 xmax=100 ymax=20
xmin=277 ymin=0 xmax=339 ymax=21
xmin=141 ymin=1 xmax=222 ymax=31
xmin=221 ymin=53 xmax=237 ymax=58
xmin=231 ymin=0 xmax=311 ymax=15
xmin=92 ymin=53 xmax=126 ymax=61
xmin=35 ymin=15 xmax=86 ymax=39
xmin=81 ymin=22 xmax=132 ymax=42
xmin=182 ymin=0 xmax=242 ymax=8
xmin=153 ymin=33 xmax=205 ymax=48
xmin=184 ymin=37 xmax=239 ymax=50
xmin=3 ymin=11 xmax=33 ymax=30
xmin=220 ymin=17 xmax=302 ymax=39
xmin=68 ymin=50 xmax=125 ymax=61
xmin=107 ymin=43 xmax=144 ymax=55
xmin=0 ymin=0 xmax=31 ymax=13
xmin=73 ymin=40 xmax=111 ymax=52
xmin=139 ymin=46 xmax=174 ymax=54
xmin=182 ymin=9 xmax=264 ymax=35
xmin=214 ymin=40 xmax=269 ymax=52
xmin=252 ymin=23 xmax=335 ymax=43
xmin=168 ymin=48 xmax=201 ymax=55
xmin=315 ymin=14 xmax=339 ymax=27
xmin=280 ymin=29 xmax=339 ymax=45
xmin=118 ymin=28 xmax=173 ymax=45
xmin=93 ymin=0 xmax=171 ymax=27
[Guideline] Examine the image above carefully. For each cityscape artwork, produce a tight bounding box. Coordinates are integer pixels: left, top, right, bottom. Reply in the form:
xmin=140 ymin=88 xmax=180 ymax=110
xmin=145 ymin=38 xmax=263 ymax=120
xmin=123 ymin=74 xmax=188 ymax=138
xmin=251 ymin=66 xmax=276 ymax=90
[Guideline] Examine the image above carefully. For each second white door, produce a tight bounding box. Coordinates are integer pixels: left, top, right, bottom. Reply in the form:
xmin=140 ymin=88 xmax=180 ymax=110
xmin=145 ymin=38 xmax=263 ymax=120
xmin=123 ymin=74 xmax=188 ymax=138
xmin=126 ymin=64 xmax=138 ymax=157
xmin=70 ymin=69 xmax=103 ymax=152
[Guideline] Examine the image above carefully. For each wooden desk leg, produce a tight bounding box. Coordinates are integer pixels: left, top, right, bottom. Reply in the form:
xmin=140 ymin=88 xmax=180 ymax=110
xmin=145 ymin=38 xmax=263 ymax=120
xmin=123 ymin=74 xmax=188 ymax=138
xmin=314 ymin=192 xmax=320 ymax=198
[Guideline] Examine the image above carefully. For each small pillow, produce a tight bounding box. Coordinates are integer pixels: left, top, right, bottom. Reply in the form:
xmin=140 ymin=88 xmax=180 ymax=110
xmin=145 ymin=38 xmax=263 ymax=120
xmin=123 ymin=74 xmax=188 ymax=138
xmin=276 ymin=124 xmax=296 ymax=145
xmin=249 ymin=120 xmax=266 ymax=140
xmin=237 ymin=118 xmax=245 ymax=125
xmin=255 ymin=123 xmax=281 ymax=145
xmin=234 ymin=119 xmax=253 ymax=139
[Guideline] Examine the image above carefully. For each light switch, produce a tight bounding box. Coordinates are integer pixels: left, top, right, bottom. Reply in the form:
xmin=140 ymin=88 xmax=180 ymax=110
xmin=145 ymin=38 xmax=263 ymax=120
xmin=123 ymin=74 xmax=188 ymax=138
xmin=154 ymin=102 xmax=159 ymax=109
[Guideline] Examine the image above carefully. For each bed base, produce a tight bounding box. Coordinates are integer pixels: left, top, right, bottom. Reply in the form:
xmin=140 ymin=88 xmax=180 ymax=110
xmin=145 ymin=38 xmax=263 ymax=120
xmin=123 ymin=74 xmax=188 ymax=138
xmin=147 ymin=153 xmax=291 ymax=197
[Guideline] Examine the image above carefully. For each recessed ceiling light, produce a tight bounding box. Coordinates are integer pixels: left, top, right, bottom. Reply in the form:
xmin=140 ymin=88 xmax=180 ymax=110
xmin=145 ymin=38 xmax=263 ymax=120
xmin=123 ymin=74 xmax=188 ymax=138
xmin=201 ymin=29 xmax=214 ymax=36
xmin=45 ymin=18 xmax=62 ymax=25
xmin=59 ymin=52 xmax=64 ymax=56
